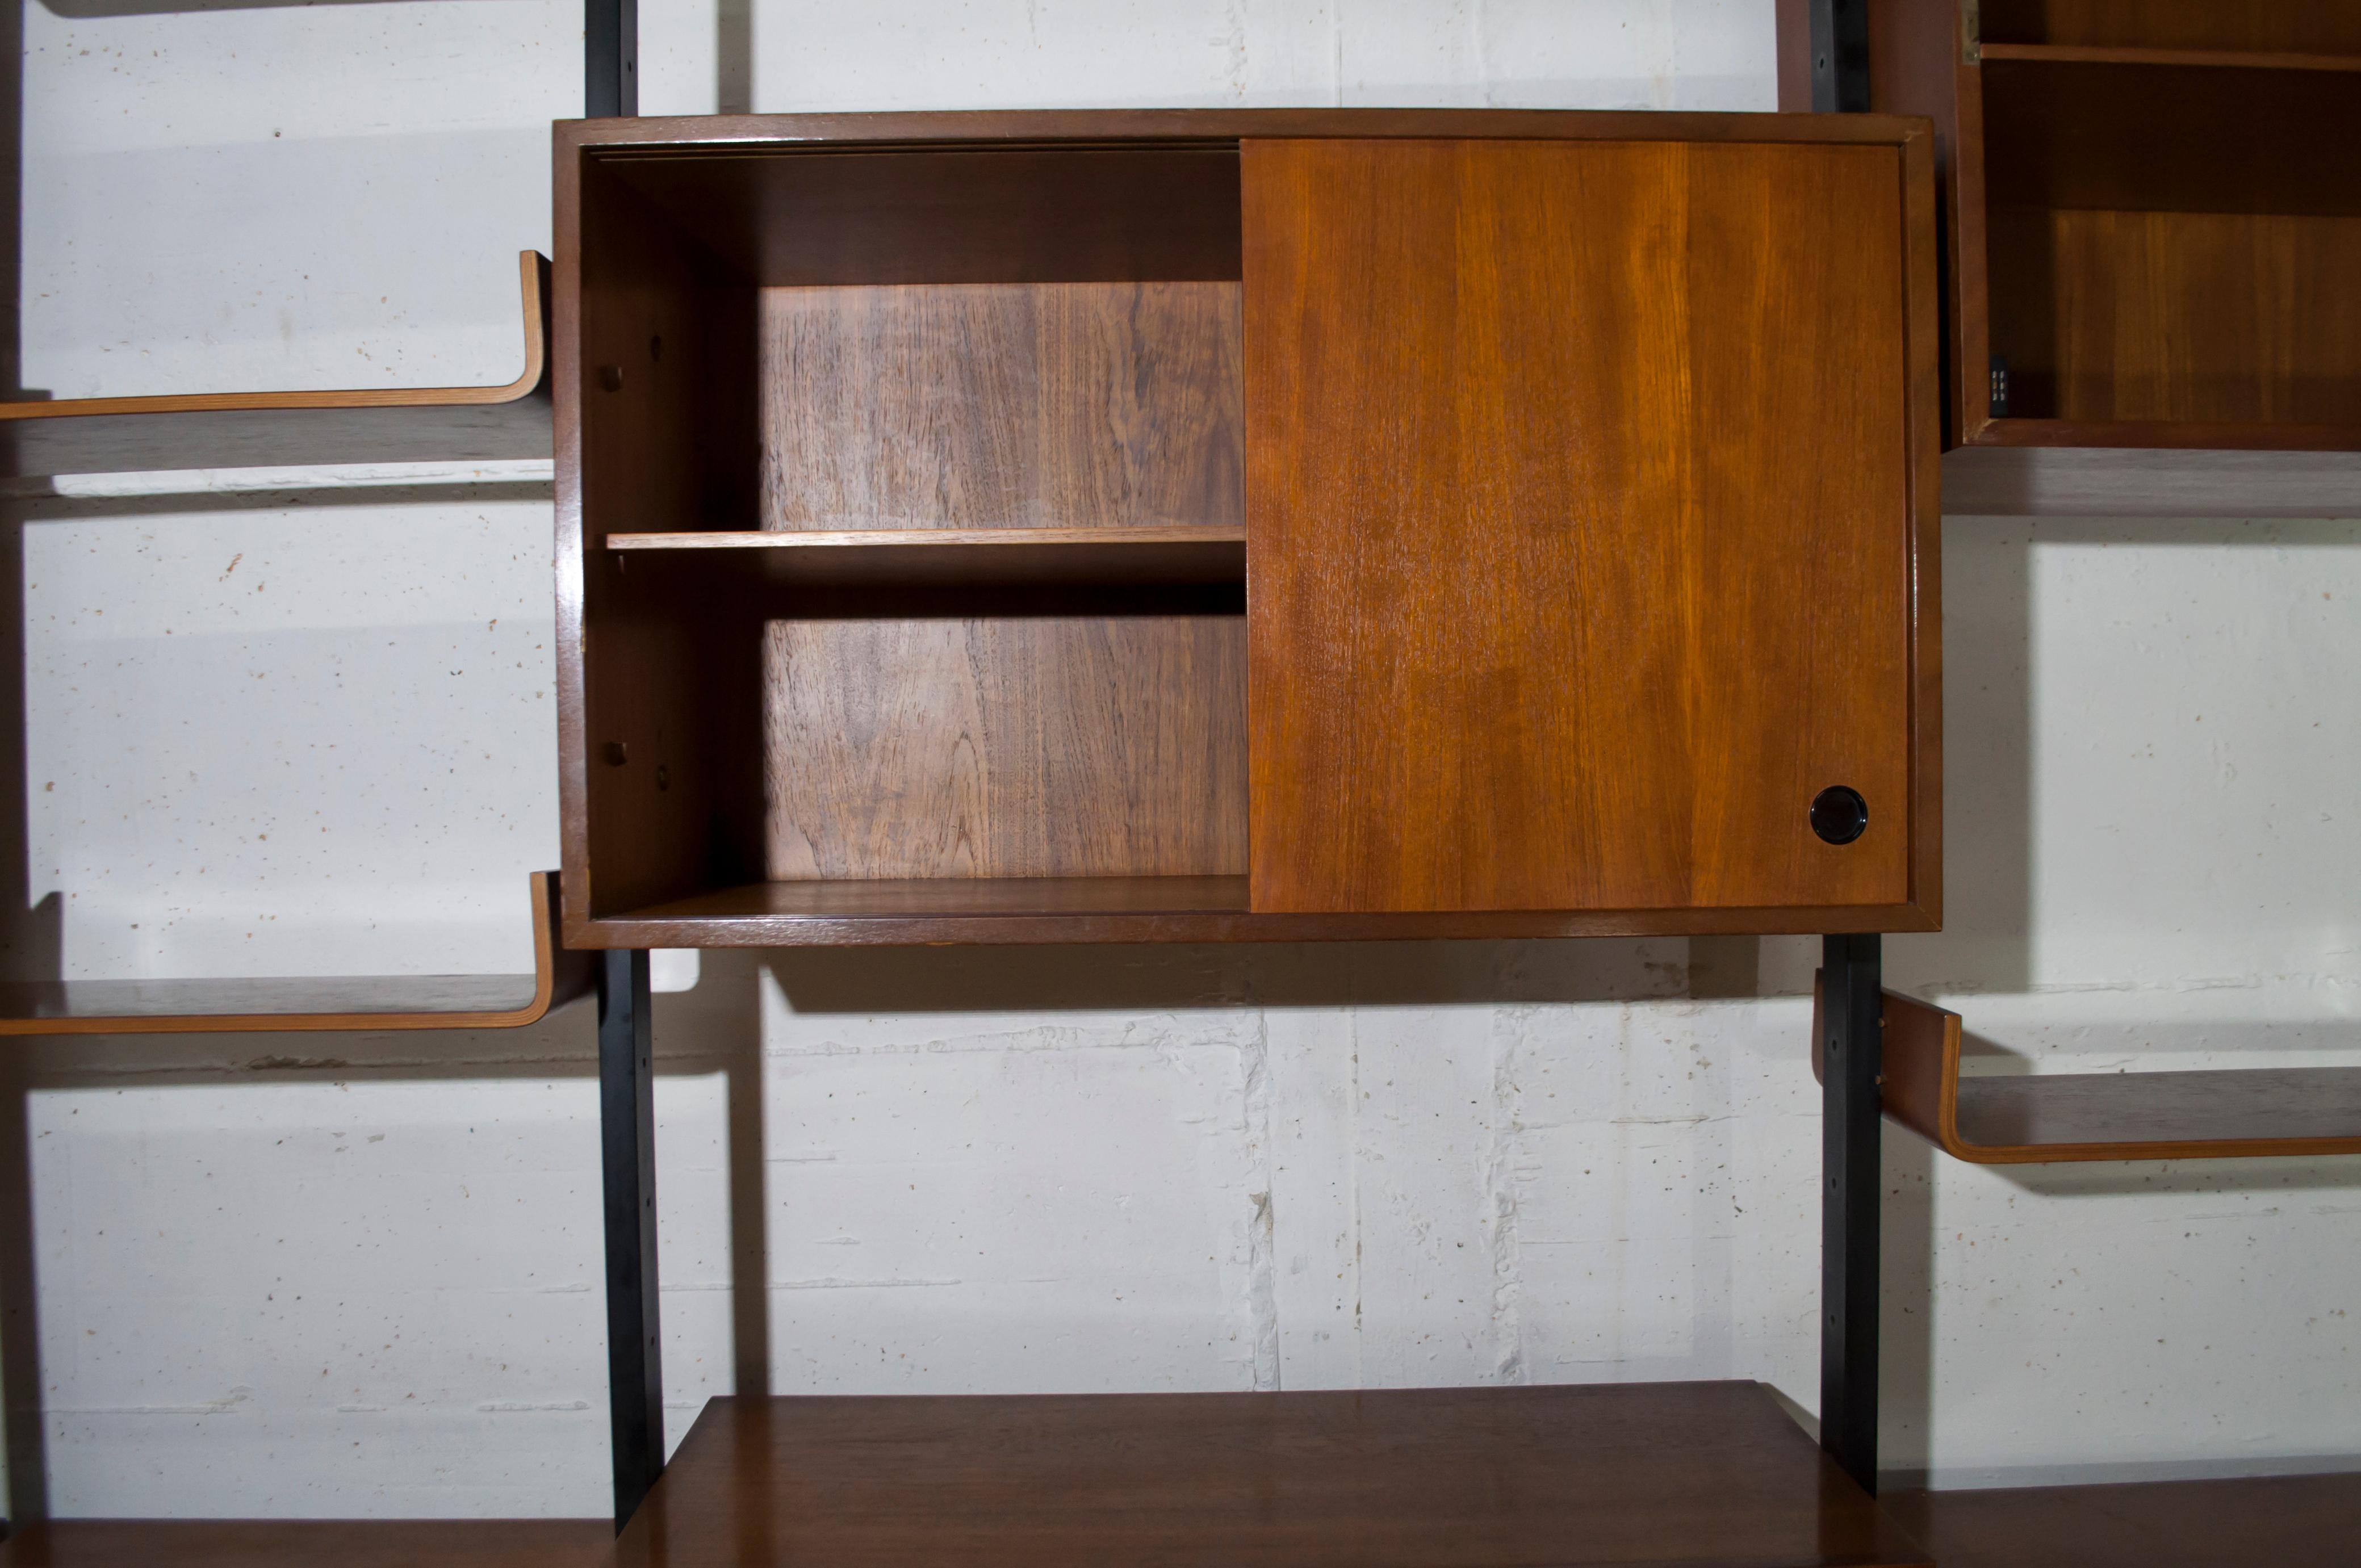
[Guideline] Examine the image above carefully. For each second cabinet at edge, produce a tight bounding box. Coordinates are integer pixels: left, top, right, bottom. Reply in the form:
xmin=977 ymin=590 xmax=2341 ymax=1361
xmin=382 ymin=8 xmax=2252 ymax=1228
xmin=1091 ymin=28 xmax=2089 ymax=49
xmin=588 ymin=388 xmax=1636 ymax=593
xmin=554 ymin=111 xmax=1941 ymax=947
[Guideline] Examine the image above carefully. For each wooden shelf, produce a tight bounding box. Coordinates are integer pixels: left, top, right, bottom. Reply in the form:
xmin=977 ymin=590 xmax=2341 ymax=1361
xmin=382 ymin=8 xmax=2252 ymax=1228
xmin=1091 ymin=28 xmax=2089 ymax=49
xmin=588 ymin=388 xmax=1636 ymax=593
xmin=1941 ymin=445 xmax=2361 ymax=515
xmin=609 ymin=1384 xmax=1930 ymax=1568
xmin=0 ymin=1519 xmax=609 ymax=1568
xmin=0 ymin=871 xmax=590 ymax=1035
xmin=1980 ymin=43 xmax=2361 ymax=73
xmin=1888 ymin=1473 xmax=2361 ymax=1568
xmin=608 ymin=525 xmax=1246 ymax=585
xmin=579 ymin=875 xmax=1932 ymax=948
xmin=1814 ymin=980 xmax=2361 ymax=1164
xmin=0 ymin=252 xmax=551 ymax=478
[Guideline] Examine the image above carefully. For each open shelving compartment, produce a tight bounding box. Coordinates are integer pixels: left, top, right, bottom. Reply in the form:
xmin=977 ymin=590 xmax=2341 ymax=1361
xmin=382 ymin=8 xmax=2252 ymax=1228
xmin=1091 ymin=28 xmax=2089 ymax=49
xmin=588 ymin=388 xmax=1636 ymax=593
xmin=1788 ymin=0 xmax=2361 ymax=519
xmin=560 ymin=131 xmax=1258 ymax=945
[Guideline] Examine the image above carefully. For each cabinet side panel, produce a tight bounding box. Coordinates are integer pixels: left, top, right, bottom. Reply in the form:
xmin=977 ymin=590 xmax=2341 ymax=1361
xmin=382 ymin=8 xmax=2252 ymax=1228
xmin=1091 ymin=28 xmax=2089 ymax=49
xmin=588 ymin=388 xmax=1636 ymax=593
xmin=1242 ymin=138 xmax=1915 ymax=915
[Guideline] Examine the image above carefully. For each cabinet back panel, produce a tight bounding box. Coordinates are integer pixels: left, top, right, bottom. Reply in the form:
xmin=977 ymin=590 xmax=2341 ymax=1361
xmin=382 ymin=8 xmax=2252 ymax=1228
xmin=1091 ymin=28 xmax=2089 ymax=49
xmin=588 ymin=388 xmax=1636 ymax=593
xmin=1979 ymin=0 xmax=2361 ymax=53
xmin=763 ymin=615 xmax=1246 ymax=880
xmin=1988 ymin=207 xmax=2361 ymax=425
xmin=1244 ymin=138 xmax=1916 ymax=915
xmin=759 ymin=283 xmax=1242 ymax=531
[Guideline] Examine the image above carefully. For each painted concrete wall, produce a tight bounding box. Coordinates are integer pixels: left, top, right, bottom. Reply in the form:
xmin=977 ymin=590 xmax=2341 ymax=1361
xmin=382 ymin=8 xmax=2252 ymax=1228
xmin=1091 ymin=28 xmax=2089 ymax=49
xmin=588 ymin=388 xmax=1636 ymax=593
xmin=3 ymin=0 xmax=2356 ymax=1521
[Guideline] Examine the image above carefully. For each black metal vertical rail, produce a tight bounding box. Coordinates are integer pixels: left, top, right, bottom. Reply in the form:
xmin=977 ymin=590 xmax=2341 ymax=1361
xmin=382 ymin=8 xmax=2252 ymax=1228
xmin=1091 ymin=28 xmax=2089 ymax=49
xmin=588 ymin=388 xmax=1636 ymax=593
xmin=1820 ymin=933 xmax=1883 ymax=1494
xmin=586 ymin=0 xmax=639 ymax=118
xmin=1807 ymin=0 xmax=1873 ymax=115
xmin=600 ymin=949 xmax=662 ymax=1531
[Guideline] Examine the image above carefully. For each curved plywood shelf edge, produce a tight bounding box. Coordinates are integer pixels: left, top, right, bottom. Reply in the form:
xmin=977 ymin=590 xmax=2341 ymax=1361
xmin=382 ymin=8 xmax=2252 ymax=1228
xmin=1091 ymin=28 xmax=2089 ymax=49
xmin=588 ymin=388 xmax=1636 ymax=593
xmin=0 ymin=252 xmax=552 ymax=477
xmin=0 ymin=871 xmax=593 ymax=1036
xmin=1812 ymin=976 xmax=2361 ymax=1164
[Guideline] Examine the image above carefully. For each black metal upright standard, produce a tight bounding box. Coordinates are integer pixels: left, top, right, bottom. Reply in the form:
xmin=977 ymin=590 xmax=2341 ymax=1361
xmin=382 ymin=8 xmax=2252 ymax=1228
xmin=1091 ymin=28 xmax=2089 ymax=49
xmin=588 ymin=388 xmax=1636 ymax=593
xmin=1806 ymin=0 xmax=1873 ymax=115
xmin=1820 ymin=933 xmax=1883 ymax=1494
xmin=599 ymin=949 xmax=662 ymax=1531
xmin=585 ymin=0 xmax=639 ymax=118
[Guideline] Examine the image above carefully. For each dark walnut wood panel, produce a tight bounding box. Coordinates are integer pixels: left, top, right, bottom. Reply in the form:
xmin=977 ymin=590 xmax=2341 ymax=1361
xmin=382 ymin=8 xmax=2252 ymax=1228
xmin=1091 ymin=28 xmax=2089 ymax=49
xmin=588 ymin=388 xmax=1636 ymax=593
xmin=610 ymin=1385 xmax=1931 ymax=1568
xmin=1978 ymin=0 xmax=2361 ymax=56
xmin=0 ymin=1519 xmax=610 ymax=1568
xmin=1985 ymin=206 xmax=2361 ymax=427
xmin=601 ymin=142 xmax=1244 ymax=287
xmin=0 ymin=872 xmax=591 ymax=1036
xmin=1243 ymin=137 xmax=1931 ymax=917
xmin=1981 ymin=43 xmax=2361 ymax=73
xmin=758 ymin=283 xmax=1241 ymax=531
xmin=1980 ymin=59 xmax=2361 ymax=217
xmin=1942 ymin=446 xmax=2361 ymax=513
xmin=1813 ymin=980 xmax=2361 ymax=1164
xmin=609 ymin=526 xmax=1246 ymax=585
xmin=587 ymin=879 xmax=1932 ymax=948
xmin=1887 ymin=1474 xmax=2361 ymax=1568
xmin=763 ymin=614 xmax=1246 ymax=881
xmin=0 ymin=252 xmax=550 ymax=479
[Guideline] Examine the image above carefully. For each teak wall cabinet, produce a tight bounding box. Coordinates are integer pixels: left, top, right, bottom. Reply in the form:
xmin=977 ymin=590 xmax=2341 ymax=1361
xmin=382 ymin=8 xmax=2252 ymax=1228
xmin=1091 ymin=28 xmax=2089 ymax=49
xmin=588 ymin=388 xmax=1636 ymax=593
xmin=1780 ymin=0 xmax=2361 ymax=451
xmin=553 ymin=111 xmax=1942 ymax=949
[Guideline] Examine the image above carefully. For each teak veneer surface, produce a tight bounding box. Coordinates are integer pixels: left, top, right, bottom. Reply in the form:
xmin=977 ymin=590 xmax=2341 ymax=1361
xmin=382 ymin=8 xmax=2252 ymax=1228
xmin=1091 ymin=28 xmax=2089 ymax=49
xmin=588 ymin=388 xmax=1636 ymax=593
xmin=610 ymin=1385 xmax=1931 ymax=1568
xmin=1243 ymin=136 xmax=1933 ymax=916
xmin=1887 ymin=1473 xmax=2361 ymax=1568
xmin=0 ymin=252 xmax=551 ymax=478
xmin=1813 ymin=979 xmax=2361 ymax=1163
xmin=0 ymin=1520 xmax=610 ymax=1568
xmin=0 ymin=872 xmax=589 ymax=1036
xmin=762 ymin=615 xmax=1247 ymax=881
xmin=759 ymin=282 xmax=1242 ymax=529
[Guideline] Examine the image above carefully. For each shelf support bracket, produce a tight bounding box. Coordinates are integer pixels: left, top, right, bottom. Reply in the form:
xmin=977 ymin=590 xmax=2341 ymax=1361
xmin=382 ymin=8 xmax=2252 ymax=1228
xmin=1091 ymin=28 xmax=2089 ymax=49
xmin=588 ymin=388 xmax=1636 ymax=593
xmin=1820 ymin=933 xmax=1882 ymax=1493
xmin=599 ymin=949 xmax=662 ymax=1531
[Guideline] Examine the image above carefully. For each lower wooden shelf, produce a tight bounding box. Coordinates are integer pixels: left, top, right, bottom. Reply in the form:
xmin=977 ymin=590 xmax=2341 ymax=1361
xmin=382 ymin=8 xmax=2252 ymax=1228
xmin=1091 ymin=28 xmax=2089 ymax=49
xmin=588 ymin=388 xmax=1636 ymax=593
xmin=0 ymin=871 xmax=592 ymax=1035
xmin=612 ymin=1383 xmax=1929 ymax=1567
xmin=1815 ymin=980 xmax=2361 ymax=1163
xmin=1887 ymin=1472 xmax=2361 ymax=1568
xmin=0 ymin=1519 xmax=609 ymax=1567
xmin=0 ymin=252 xmax=551 ymax=479
xmin=606 ymin=525 xmax=1247 ymax=586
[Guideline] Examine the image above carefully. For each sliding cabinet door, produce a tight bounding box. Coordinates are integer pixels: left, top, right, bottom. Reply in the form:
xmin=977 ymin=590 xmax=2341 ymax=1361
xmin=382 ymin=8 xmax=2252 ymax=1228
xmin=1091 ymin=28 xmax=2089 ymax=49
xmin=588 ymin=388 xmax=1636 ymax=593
xmin=1242 ymin=136 xmax=1929 ymax=916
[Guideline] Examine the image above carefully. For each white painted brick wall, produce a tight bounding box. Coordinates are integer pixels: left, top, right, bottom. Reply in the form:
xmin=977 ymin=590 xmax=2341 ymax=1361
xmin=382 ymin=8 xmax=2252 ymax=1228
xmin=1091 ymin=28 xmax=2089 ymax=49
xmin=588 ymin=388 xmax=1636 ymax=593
xmin=5 ymin=0 xmax=2356 ymax=1521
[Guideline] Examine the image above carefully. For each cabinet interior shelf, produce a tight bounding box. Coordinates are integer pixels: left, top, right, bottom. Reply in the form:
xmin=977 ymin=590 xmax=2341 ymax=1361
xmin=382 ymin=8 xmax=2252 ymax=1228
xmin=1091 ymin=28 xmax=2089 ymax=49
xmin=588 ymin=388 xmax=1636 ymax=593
xmin=1979 ymin=43 xmax=2361 ymax=73
xmin=0 ymin=871 xmax=590 ymax=1035
xmin=0 ymin=251 xmax=552 ymax=478
xmin=607 ymin=525 xmax=1246 ymax=586
xmin=1814 ymin=979 xmax=2361 ymax=1164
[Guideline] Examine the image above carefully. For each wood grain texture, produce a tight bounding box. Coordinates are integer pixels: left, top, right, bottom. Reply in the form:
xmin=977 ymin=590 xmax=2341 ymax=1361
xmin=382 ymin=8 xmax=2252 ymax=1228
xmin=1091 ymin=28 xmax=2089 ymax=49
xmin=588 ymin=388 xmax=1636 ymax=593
xmin=0 ymin=872 xmax=591 ymax=1036
xmin=1942 ymin=445 xmax=2361 ymax=513
xmin=1981 ymin=59 xmax=2361 ymax=217
xmin=610 ymin=1385 xmax=1931 ymax=1567
xmin=758 ymin=283 xmax=1241 ymax=530
xmin=1886 ymin=1474 xmax=2361 ymax=1568
xmin=763 ymin=615 xmax=1246 ymax=880
xmin=1244 ymin=137 xmax=1923 ymax=916
xmin=1965 ymin=417 xmax=2361 ymax=451
xmin=1813 ymin=979 xmax=2361 ymax=1163
xmin=0 ymin=1520 xmax=610 ymax=1568
xmin=1979 ymin=0 xmax=2361 ymax=55
xmin=1986 ymin=206 xmax=2361 ymax=426
xmin=584 ymin=878 xmax=1939 ymax=948
xmin=0 ymin=252 xmax=549 ymax=479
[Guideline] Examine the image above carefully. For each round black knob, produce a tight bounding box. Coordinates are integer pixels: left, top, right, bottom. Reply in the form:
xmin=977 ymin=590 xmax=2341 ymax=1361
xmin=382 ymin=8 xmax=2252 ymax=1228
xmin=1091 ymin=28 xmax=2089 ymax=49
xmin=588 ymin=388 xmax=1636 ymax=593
xmin=1810 ymin=786 xmax=1868 ymax=845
